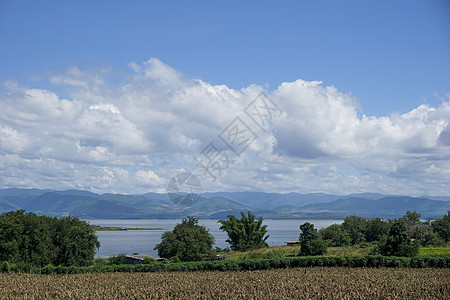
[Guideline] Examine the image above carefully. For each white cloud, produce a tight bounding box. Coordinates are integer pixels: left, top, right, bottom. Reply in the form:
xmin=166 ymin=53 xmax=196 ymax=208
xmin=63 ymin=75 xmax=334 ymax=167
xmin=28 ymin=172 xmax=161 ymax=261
xmin=0 ymin=59 xmax=449 ymax=195
xmin=135 ymin=170 xmax=164 ymax=186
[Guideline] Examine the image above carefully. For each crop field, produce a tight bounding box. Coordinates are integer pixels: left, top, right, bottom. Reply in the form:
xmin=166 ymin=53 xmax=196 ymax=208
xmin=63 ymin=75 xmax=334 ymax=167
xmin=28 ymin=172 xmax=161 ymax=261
xmin=0 ymin=267 xmax=448 ymax=299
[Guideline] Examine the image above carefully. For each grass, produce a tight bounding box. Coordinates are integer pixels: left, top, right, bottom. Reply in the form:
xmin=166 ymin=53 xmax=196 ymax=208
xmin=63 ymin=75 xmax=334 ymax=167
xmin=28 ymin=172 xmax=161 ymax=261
xmin=223 ymin=245 xmax=301 ymax=260
xmin=418 ymin=247 xmax=450 ymax=257
xmin=222 ymin=244 xmax=373 ymax=260
xmin=0 ymin=268 xmax=448 ymax=299
xmin=222 ymin=244 xmax=449 ymax=261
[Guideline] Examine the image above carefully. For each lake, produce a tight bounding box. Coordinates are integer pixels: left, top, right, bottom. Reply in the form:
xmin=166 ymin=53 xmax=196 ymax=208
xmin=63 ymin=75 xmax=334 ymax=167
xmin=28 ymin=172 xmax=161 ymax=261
xmin=87 ymin=219 xmax=344 ymax=258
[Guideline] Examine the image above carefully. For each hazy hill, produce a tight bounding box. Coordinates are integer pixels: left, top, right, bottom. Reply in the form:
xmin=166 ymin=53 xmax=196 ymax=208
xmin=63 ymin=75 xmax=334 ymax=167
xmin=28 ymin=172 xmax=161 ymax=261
xmin=298 ymin=196 xmax=450 ymax=218
xmin=202 ymin=192 xmax=341 ymax=210
xmin=183 ymin=197 xmax=251 ymax=217
xmin=0 ymin=188 xmax=449 ymax=219
xmin=0 ymin=198 xmax=20 ymax=212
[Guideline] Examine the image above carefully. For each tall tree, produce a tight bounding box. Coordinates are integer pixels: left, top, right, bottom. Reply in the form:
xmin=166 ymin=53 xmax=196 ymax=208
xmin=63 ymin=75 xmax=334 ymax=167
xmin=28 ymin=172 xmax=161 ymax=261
xmin=0 ymin=210 xmax=52 ymax=266
xmin=218 ymin=211 xmax=269 ymax=251
xmin=154 ymin=216 xmax=215 ymax=261
xmin=375 ymin=220 xmax=419 ymax=257
xmin=365 ymin=217 xmax=390 ymax=242
xmin=431 ymin=211 xmax=450 ymax=242
xmin=403 ymin=211 xmax=421 ymax=226
xmin=50 ymin=216 xmax=100 ymax=266
xmin=319 ymin=224 xmax=351 ymax=247
xmin=299 ymin=222 xmax=327 ymax=256
xmin=342 ymin=215 xmax=367 ymax=244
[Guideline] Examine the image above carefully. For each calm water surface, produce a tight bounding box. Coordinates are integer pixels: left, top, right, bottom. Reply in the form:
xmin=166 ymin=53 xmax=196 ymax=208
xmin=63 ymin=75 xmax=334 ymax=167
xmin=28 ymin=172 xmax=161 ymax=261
xmin=87 ymin=219 xmax=343 ymax=258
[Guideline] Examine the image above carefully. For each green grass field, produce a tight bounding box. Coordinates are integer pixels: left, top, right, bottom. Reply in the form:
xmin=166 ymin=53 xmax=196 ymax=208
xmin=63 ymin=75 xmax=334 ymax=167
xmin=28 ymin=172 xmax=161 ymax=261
xmin=418 ymin=247 xmax=450 ymax=256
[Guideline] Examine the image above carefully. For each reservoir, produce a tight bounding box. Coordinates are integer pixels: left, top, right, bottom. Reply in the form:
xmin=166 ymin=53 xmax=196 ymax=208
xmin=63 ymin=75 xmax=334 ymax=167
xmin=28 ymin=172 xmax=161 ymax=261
xmin=88 ymin=219 xmax=344 ymax=258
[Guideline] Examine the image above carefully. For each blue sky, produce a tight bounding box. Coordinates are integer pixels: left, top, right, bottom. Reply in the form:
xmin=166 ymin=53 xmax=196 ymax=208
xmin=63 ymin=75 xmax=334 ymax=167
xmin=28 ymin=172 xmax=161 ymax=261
xmin=1 ymin=0 xmax=449 ymax=115
xmin=0 ymin=1 xmax=450 ymax=195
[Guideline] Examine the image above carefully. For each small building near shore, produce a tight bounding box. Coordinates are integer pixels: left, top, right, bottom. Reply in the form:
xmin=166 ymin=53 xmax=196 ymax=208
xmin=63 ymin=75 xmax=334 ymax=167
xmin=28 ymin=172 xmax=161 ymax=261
xmin=124 ymin=254 xmax=163 ymax=264
xmin=285 ymin=239 xmax=300 ymax=246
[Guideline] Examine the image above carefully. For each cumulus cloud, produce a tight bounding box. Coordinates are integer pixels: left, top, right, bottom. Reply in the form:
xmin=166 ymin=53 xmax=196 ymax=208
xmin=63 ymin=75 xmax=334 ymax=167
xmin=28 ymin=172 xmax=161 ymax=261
xmin=0 ymin=58 xmax=449 ymax=195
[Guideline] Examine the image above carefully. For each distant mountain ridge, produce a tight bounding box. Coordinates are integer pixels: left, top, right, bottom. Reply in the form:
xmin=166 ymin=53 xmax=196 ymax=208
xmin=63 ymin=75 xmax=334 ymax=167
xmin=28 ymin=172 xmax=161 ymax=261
xmin=0 ymin=188 xmax=448 ymax=219
xmin=294 ymin=196 xmax=450 ymax=218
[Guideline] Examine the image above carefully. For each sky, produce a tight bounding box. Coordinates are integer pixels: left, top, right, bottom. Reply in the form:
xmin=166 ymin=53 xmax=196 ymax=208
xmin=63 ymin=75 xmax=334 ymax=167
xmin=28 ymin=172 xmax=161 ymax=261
xmin=0 ymin=0 xmax=449 ymax=195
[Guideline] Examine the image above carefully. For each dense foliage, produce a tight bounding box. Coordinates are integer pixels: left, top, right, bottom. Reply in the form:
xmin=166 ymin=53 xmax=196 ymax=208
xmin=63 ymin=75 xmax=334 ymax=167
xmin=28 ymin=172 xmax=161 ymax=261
xmin=431 ymin=211 xmax=450 ymax=242
xmin=298 ymin=222 xmax=327 ymax=256
xmin=218 ymin=211 xmax=269 ymax=251
xmin=154 ymin=216 xmax=215 ymax=262
xmin=319 ymin=211 xmax=448 ymax=249
xmin=0 ymin=210 xmax=99 ymax=267
xmin=373 ymin=220 xmax=419 ymax=257
xmin=1 ymin=255 xmax=449 ymax=274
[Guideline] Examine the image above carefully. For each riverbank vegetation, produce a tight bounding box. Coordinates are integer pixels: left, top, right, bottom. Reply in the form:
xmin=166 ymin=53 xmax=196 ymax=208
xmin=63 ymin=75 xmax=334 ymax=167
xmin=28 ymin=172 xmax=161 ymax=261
xmin=0 ymin=210 xmax=448 ymax=274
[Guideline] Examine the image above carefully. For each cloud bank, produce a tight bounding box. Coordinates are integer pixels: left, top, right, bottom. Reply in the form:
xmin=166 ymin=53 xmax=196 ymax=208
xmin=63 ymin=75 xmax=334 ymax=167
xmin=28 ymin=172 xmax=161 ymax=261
xmin=1 ymin=58 xmax=449 ymax=195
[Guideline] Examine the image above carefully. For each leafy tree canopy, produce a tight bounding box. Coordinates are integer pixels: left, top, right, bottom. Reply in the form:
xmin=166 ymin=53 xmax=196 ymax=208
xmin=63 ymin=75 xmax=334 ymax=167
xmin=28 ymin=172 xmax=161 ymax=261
xmin=299 ymin=222 xmax=327 ymax=256
xmin=365 ymin=217 xmax=390 ymax=242
xmin=0 ymin=210 xmax=99 ymax=267
xmin=218 ymin=211 xmax=269 ymax=252
xmin=373 ymin=220 xmax=419 ymax=257
xmin=154 ymin=216 xmax=215 ymax=262
xmin=431 ymin=211 xmax=450 ymax=242
xmin=342 ymin=215 xmax=367 ymax=245
xmin=403 ymin=210 xmax=421 ymax=226
xmin=319 ymin=224 xmax=351 ymax=247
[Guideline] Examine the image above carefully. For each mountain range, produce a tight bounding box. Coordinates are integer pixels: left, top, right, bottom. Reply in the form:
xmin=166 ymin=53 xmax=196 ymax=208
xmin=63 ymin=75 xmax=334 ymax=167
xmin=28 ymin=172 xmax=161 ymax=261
xmin=0 ymin=188 xmax=449 ymax=219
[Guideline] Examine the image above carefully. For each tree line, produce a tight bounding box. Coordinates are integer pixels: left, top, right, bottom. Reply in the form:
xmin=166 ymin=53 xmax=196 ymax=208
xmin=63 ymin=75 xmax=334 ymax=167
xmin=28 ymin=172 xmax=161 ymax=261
xmin=0 ymin=210 xmax=99 ymax=267
xmin=155 ymin=210 xmax=450 ymax=261
xmin=1 ymin=209 xmax=448 ymax=266
xmin=315 ymin=210 xmax=449 ymax=256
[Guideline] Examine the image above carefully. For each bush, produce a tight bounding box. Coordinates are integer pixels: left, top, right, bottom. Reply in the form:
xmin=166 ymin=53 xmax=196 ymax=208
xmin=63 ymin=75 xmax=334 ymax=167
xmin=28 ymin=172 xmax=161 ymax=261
xmin=154 ymin=217 xmax=215 ymax=262
xmin=0 ymin=261 xmax=11 ymax=273
xmin=143 ymin=256 xmax=158 ymax=264
xmin=93 ymin=258 xmax=108 ymax=266
xmin=108 ymin=254 xmax=126 ymax=265
xmin=2 ymin=254 xmax=449 ymax=274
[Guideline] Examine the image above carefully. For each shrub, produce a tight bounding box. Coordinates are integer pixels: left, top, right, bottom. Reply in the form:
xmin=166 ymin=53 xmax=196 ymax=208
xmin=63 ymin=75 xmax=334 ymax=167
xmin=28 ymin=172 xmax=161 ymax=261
xmin=108 ymin=253 xmax=126 ymax=265
xmin=0 ymin=261 xmax=11 ymax=273
xmin=154 ymin=217 xmax=215 ymax=262
xmin=143 ymin=256 xmax=158 ymax=264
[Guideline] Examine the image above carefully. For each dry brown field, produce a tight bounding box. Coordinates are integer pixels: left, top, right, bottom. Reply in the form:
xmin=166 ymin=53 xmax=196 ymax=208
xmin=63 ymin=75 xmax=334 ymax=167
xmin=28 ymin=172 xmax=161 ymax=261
xmin=0 ymin=267 xmax=448 ymax=299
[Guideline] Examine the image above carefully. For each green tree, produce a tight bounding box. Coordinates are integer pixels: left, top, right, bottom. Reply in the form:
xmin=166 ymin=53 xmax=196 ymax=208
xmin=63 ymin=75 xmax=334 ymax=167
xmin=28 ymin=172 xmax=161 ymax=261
xmin=403 ymin=210 xmax=421 ymax=226
xmin=365 ymin=217 xmax=390 ymax=242
xmin=218 ymin=211 xmax=269 ymax=251
xmin=431 ymin=211 xmax=450 ymax=242
xmin=49 ymin=216 xmax=100 ymax=266
xmin=154 ymin=216 xmax=215 ymax=261
xmin=374 ymin=220 xmax=419 ymax=257
xmin=299 ymin=222 xmax=327 ymax=256
xmin=0 ymin=210 xmax=99 ymax=267
xmin=0 ymin=210 xmax=52 ymax=266
xmin=319 ymin=224 xmax=351 ymax=247
xmin=342 ymin=215 xmax=367 ymax=245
